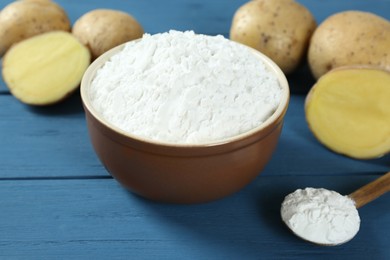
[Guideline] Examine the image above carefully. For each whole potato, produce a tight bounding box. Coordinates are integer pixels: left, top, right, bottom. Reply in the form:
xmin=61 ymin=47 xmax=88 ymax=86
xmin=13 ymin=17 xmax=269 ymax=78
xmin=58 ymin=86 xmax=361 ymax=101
xmin=0 ymin=0 xmax=70 ymax=56
xmin=308 ymin=11 xmax=390 ymax=79
xmin=230 ymin=0 xmax=316 ymax=74
xmin=72 ymin=9 xmax=144 ymax=60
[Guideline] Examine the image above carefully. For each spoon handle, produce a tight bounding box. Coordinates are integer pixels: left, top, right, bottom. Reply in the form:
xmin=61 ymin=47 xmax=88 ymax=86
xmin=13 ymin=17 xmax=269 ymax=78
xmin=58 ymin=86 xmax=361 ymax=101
xmin=349 ymin=171 xmax=390 ymax=209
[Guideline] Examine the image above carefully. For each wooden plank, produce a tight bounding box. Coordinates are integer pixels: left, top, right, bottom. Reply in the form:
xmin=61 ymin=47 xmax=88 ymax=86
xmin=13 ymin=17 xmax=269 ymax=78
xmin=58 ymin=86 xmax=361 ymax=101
xmin=0 ymin=175 xmax=389 ymax=259
xmin=268 ymin=96 xmax=390 ymax=177
xmin=0 ymin=0 xmax=389 ymax=259
xmin=1 ymin=93 xmax=388 ymax=179
xmin=0 ymin=94 xmax=107 ymax=178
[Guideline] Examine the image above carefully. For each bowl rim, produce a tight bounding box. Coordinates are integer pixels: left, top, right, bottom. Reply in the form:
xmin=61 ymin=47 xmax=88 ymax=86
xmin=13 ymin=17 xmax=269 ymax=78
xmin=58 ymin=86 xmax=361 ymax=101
xmin=80 ymin=38 xmax=290 ymax=149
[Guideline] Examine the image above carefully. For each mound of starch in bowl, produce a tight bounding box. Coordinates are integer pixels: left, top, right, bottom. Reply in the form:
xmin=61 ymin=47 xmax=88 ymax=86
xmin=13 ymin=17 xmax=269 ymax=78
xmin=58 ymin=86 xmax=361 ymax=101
xmin=90 ymin=30 xmax=282 ymax=144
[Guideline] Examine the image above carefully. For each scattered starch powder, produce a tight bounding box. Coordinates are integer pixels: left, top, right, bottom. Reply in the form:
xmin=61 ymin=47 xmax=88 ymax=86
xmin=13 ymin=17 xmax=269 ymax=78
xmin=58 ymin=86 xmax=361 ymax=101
xmin=90 ymin=30 xmax=282 ymax=144
xmin=281 ymin=188 xmax=361 ymax=245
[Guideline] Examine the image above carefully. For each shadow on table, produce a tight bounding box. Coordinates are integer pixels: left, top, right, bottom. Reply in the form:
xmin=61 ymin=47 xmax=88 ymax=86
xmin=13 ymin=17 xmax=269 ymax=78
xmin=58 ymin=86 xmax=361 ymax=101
xmin=25 ymin=90 xmax=84 ymax=116
xmin=287 ymin=62 xmax=316 ymax=96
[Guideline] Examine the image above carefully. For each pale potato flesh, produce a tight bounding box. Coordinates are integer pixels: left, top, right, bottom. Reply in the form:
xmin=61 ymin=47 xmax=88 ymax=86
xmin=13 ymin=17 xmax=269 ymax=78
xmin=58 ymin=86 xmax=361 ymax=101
xmin=305 ymin=68 xmax=390 ymax=159
xmin=2 ymin=31 xmax=90 ymax=105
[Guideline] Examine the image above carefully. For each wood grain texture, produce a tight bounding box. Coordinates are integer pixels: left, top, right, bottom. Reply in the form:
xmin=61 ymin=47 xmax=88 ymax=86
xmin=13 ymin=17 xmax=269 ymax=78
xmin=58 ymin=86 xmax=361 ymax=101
xmin=350 ymin=172 xmax=390 ymax=209
xmin=0 ymin=0 xmax=389 ymax=259
xmin=0 ymin=94 xmax=107 ymax=178
xmin=0 ymin=176 xmax=389 ymax=259
xmin=1 ymin=94 xmax=388 ymax=179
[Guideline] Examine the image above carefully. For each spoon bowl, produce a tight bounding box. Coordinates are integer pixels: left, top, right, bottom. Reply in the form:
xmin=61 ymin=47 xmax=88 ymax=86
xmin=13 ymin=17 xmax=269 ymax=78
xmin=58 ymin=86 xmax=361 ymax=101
xmin=281 ymin=171 xmax=390 ymax=246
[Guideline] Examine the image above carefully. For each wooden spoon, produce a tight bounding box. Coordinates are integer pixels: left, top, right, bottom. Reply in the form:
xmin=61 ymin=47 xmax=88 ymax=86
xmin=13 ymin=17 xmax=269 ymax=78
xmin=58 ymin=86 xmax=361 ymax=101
xmin=349 ymin=171 xmax=390 ymax=209
xmin=282 ymin=171 xmax=390 ymax=246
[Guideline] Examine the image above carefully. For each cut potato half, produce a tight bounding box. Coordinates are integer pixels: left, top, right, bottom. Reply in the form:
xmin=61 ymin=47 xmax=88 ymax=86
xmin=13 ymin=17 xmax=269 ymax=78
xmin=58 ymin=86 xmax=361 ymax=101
xmin=305 ymin=67 xmax=390 ymax=159
xmin=2 ymin=31 xmax=91 ymax=105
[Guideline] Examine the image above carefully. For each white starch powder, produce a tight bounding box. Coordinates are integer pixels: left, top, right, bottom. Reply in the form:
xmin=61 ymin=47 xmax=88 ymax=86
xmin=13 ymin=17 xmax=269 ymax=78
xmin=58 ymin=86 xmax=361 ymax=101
xmin=90 ymin=30 xmax=282 ymax=144
xmin=281 ymin=188 xmax=360 ymax=245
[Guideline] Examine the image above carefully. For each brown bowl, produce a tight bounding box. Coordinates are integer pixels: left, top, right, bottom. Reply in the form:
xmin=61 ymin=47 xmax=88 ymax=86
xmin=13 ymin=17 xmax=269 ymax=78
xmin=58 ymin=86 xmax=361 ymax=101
xmin=80 ymin=41 xmax=289 ymax=204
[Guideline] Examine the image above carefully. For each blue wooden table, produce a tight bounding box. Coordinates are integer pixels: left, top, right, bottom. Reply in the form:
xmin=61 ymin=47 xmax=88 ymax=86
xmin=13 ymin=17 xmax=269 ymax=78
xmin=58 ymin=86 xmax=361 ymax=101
xmin=1 ymin=0 xmax=389 ymax=259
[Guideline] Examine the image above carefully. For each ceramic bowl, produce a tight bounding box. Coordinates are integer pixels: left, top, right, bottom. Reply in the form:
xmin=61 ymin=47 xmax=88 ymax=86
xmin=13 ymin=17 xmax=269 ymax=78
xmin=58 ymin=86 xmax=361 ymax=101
xmin=80 ymin=41 xmax=289 ymax=204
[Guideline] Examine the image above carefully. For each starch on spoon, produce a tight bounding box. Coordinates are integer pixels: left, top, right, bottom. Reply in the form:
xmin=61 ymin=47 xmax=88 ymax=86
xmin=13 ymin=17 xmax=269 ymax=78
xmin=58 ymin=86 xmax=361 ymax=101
xmin=281 ymin=187 xmax=361 ymax=245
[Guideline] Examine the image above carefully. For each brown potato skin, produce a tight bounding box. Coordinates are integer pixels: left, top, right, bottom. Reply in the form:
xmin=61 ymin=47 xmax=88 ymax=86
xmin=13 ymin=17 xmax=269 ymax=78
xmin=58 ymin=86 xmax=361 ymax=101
xmin=308 ymin=11 xmax=390 ymax=79
xmin=230 ymin=0 xmax=316 ymax=74
xmin=72 ymin=9 xmax=144 ymax=60
xmin=0 ymin=0 xmax=71 ymax=56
